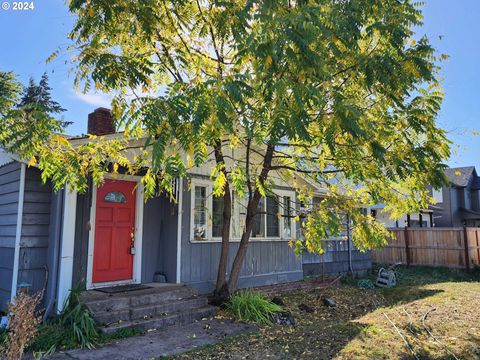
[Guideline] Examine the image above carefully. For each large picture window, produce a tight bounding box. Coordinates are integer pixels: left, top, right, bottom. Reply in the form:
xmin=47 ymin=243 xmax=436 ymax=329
xmin=190 ymin=179 xmax=295 ymax=242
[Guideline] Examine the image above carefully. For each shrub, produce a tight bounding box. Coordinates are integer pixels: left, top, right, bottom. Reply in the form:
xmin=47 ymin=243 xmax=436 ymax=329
xmin=1 ymin=291 xmax=42 ymax=360
xmin=227 ymin=290 xmax=282 ymax=325
xmin=30 ymin=286 xmax=98 ymax=355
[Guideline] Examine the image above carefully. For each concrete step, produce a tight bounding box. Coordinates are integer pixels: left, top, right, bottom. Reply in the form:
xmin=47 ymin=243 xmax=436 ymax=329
xmin=84 ymin=286 xmax=197 ymax=313
xmin=93 ymin=297 xmax=209 ymax=325
xmin=100 ymin=306 xmax=217 ymax=335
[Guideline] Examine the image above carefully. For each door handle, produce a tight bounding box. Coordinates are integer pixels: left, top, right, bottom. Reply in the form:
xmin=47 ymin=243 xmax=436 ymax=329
xmin=130 ymin=227 xmax=136 ymax=255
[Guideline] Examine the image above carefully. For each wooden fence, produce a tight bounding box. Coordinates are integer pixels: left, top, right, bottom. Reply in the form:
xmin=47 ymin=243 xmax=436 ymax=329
xmin=372 ymin=227 xmax=480 ymax=269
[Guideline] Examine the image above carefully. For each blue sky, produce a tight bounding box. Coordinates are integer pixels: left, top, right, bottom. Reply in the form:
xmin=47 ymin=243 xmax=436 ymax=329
xmin=0 ymin=0 xmax=479 ymax=169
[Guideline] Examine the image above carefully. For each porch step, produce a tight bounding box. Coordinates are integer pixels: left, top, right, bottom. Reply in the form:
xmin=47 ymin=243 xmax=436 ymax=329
xmin=81 ymin=284 xmax=216 ymax=334
xmin=82 ymin=285 xmax=197 ymax=313
xmin=93 ymin=297 xmax=209 ymax=325
xmin=100 ymin=306 xmax=216 ymax=335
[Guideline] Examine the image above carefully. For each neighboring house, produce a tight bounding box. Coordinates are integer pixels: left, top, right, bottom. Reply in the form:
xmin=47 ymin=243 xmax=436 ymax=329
xmin=432 ymin=166 xmax=480 ymax=227
xmin=0 ymin=108 xmax=371 ymax=313
xmin=370 ymin=204 xmax=434 ymax=228
xmin=372 ymin=166 xmax=480 ymax=228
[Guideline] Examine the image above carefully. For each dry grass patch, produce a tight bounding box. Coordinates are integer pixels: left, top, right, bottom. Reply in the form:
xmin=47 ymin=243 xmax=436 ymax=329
xmin=174 ymin=266 xmax=480 ymax=360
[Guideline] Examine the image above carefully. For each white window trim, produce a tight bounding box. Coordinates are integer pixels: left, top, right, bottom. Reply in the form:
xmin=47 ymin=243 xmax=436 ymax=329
xmin=190 ymin=179 xmax=296 ymax=243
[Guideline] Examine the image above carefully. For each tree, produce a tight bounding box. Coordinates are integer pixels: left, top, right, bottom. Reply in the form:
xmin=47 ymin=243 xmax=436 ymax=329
xmin=0 ymin=71 xmax=21 ymax=116
xmin=1 ymin=1 xmax=450 ymax=302
xmin=19 ymin=73 xmax=71 ymax=128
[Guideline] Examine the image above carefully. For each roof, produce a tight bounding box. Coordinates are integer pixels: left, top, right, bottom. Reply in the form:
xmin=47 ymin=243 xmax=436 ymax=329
xmin=0 ymin=149 xmax=15 ymax=168
xmin=444 ymin=166 xmax=476 ymax=187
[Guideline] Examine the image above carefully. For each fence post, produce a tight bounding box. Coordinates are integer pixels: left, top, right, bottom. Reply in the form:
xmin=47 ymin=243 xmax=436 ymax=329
xmin=404 ymin=226 xmax=410 ymax=266
xmin=463 ymin=226 xmax=471 ymax=271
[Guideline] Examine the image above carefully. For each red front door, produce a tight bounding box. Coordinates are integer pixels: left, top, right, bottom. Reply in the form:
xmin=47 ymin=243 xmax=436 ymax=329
xmin=92 ymin=179 xmax=136 ymax=283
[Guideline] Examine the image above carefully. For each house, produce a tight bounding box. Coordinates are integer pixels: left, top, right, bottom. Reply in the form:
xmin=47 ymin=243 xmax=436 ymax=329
xmin=432 ymin=166 xmax=480 ymax=227
xmin=0 ymin=108 xmax=371 ymax=326
xmin=369 ymin=204 xmax=434 ymax=228
xmin=372 ymin=166 xmax=480 ymax=228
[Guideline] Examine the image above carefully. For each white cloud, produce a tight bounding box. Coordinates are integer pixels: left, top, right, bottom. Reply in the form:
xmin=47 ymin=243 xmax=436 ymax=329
xmin=72 ymin=90 xmax=113 ymax=108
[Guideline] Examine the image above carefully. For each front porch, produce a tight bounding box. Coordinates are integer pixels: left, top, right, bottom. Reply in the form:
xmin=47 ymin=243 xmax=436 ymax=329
xmin=64 ymin=180 xmax=181 ymax=310
xmin=81 ymin=283 xmax=215 ymax=334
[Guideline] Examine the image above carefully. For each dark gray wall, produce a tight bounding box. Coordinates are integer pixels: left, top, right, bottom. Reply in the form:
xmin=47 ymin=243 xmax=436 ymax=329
xmin=302 ymin=239 xmax=372 ymax=277
xmin=0 ymin=162 xmax=21 ymax=309
xmin=433 ymin=186 xmax=463 ymax=227
xmin=17 ymin=167 xmax=52 ymax=301
xmin=180 ymin=182 xmax=303 ymax=294
xmin=72 ymin=191 xmax=91 ymax=288
xmin=141 ymin=195 xmax=178 ymax=283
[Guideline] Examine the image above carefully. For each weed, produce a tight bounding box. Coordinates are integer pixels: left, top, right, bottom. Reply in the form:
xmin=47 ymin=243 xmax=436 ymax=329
xmin=227 ymin=290 xmax=282 ymax=325
xmin=98 ymin=327 xmax=144 ymax=344
xmin=30 ymin=286 xmax=98 ymax=355
xmin=1 ymin=291 xmax=42 ymax=360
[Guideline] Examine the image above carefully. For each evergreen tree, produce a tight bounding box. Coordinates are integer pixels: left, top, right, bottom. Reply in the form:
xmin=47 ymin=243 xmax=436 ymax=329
xmin=19 ymin=73 xmax=71 ymax=128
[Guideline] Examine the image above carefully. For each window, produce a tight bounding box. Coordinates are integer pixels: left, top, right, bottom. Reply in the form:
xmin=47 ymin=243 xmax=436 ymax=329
xmin=212 ymin=196 xmax=224 ymax=237
xmin=190 ymin=179 xmax=295 ymax=241
xmin=432 ymin=188 xmax=443 ymax=204
xmin=193 ymin=186 xmax=207 ymax=240
xmin=252 ymin=198 xmax=265 ymax=238
xmin=266 ymin=196 xmax=279 ymax=237
xmin=104 ymin=192 xmax=127 ymax=203
xmin=283 ymin=196 xmax=292 ymax=239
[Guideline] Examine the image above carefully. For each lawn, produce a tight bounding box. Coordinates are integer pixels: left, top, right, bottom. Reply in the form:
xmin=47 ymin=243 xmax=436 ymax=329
xmin=174 ymin=266 xmax=480 ymax=360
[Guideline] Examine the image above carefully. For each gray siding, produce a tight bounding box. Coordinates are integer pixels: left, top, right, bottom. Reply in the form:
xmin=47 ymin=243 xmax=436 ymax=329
xmin=72 ymin=191 xmax=91 ymax=288
xmin=0 ymin=162 xmax=21 ymax=309
xmin=433 ymin=186 xmax=454 ymax=227
xmin=302 ymin=239 xmax=372 ymax=277
xmin=17 ymin=167 xmax=52 ymax=302
xmin=180 ymin=182 xmax=303 ymax=294
xmin=141 ymin=195 xmax=178 ymax=283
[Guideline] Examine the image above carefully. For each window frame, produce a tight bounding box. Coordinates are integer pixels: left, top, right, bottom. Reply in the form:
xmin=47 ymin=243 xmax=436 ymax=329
xmin=189 ymin=178 xmax=296 ymax=243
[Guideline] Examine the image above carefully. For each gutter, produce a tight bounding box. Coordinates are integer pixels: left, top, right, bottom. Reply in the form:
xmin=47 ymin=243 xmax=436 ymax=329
xmin=10 ymin=163 xmax=26 ymax=302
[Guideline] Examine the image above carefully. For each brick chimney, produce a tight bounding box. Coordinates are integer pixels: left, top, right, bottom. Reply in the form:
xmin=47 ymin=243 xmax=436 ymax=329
xmin=87 ymin=108 xmax=116 ymax=136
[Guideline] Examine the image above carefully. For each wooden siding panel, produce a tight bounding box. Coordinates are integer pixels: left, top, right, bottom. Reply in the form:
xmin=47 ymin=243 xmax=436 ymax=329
xmin=0 ymin=162 xmax=20 ymax=176
xmin=0 ymin=248 xmax=14 ymax=270
xmin=0 ymin=163 xmax=24 ymax=307
xmin=0 ymin=236 xmax=15 ymax=248
xmin=0 ymin=192 xmax=20 ymax=205
xmin=16 ymin=167 xmax=52 ymax=300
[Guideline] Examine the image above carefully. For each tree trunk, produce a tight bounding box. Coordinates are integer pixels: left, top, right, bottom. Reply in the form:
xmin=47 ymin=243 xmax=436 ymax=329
xmin=212 ymin=184 xmax=231 ymax=304
xmin=227 ymin=190 xmax=262 ymax=294
xmin=212 ymin=141 xmax=232 ymax=305
xmin=226 ymin=144 xmax=274 ymax=295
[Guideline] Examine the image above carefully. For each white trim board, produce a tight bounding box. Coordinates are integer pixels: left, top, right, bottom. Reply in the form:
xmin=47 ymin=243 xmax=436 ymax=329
xmin=10 ymin=163 xmax=26 ymax=302
xmin=176 ymin=177 xmax=183 ymax=283
xmin=56 ymin=186 xmax=78 ymax=312
xmin=86 ymin=176 xmax=144 ymax=290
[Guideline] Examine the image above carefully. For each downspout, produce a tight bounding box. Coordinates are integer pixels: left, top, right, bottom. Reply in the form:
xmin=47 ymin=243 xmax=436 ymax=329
xmin=43 ymin=189 xmax=65 ymax=319
xmin=175 ymin=178 xmax=183 ymax=283
xmin=10 ymin=163 xmax=26 ymax=302
xmin=346 ymin=214 xmax=353 ymax=278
